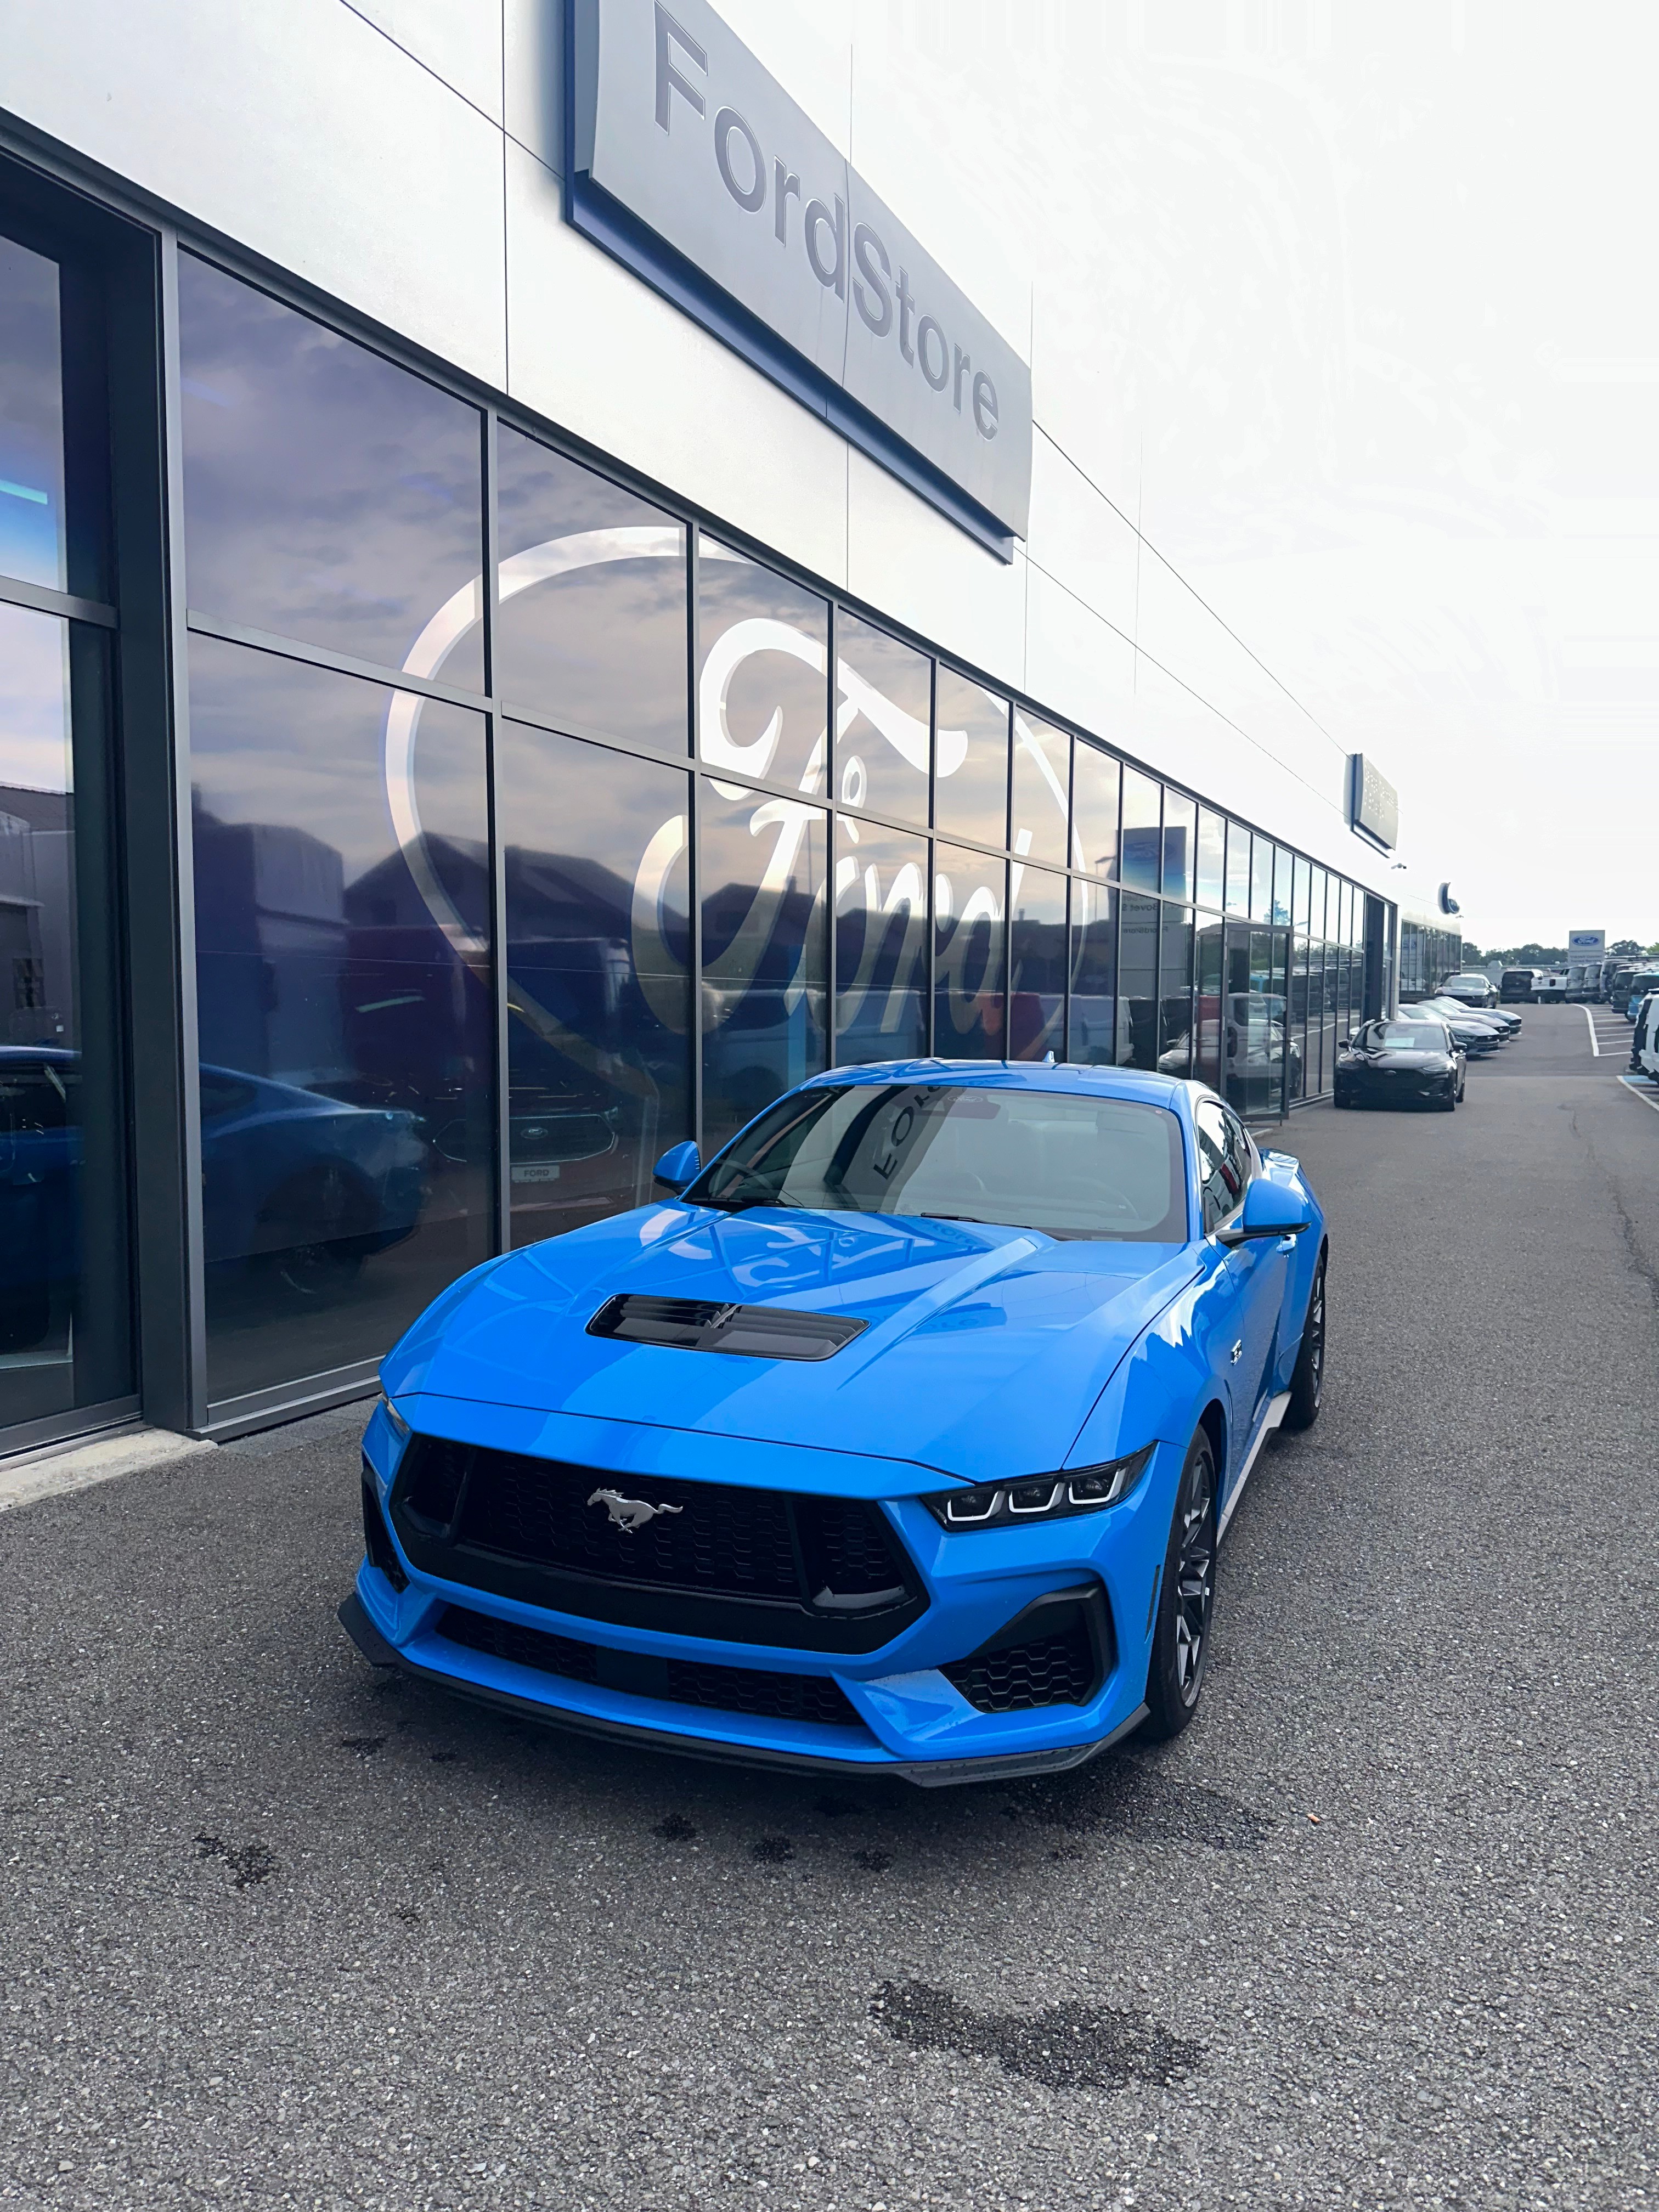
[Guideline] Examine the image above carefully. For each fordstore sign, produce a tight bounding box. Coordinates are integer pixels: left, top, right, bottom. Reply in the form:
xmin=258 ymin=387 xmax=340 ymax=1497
xmin=568 ymin=0 xmax=1033 ymax=554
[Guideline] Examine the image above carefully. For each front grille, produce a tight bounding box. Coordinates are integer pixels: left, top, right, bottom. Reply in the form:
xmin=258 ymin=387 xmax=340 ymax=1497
xmin=459 ymin=1450 xmax=802 ymax=1598
xmin=436 ymin=1605 xmax=861 ymax=1729
xmin=389 ymin=1436 xmax=925 ymax=1653
xmin=587 ymin=1294 xmax=867 ymax=1361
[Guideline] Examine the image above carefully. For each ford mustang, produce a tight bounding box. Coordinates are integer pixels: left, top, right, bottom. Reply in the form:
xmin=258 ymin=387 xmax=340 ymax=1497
xmin=341 ymin=1062 xmax=1327 ymax=1785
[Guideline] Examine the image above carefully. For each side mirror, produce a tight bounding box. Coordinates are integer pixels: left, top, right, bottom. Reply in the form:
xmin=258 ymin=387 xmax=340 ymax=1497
xmin=1223 ymin=1177 xmax=1311 ymax=1243
xmin=1340 ymin=1035 xmax=1353 ymax=1048
xmin=652 ymin=1139 xmax=702 ymax=1193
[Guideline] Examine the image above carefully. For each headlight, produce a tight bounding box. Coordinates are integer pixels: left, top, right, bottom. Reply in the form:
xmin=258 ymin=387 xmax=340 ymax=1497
xmin=924 ymin=1444 xmax=1155 ymax=1531
xmin=377 ymin=1393 xmax=411 ymax=1443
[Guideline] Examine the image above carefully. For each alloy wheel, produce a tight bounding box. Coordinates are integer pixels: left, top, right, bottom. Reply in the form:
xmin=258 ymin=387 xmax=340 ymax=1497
xmin=1172 ymin=1449 xmax=1216 ymax=1705
xmin=1304 ymin=1265 xmax=1325 ymax=1412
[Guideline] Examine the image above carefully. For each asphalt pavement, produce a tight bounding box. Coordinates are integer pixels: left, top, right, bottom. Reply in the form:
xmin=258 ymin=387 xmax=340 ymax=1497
xmin=2 ymin=1002 xmax=1655 ymax=2210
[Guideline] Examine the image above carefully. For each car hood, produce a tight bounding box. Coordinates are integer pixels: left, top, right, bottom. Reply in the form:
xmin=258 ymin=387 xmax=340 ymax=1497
xmin=385 ymin=1204 xmax=1200 ymax=1482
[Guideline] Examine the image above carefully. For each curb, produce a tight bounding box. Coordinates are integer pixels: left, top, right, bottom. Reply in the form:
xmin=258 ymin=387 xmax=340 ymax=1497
xmin=0 ymin=1425 xmax=218 ymax=1516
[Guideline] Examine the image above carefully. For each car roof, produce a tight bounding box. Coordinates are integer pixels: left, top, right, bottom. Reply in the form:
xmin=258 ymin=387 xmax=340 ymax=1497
xmin=800 ymin=1057 xmax=1200 ymax=1118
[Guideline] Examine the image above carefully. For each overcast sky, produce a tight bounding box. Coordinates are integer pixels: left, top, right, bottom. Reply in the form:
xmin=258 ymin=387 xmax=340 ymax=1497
xmin=1229 ymin=1 xmax=1659 ymax=951
xmin=1125 ymin=1 xmax=1659 ymax=951
xmin=833 ymin=1 xmax=1659 ymax=952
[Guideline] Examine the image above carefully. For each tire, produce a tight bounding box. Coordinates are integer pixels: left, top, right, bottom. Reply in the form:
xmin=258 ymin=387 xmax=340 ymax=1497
xmin=1142 ymin=1429 xmax=1218 ymax=1740
xmin=1280 ymin=1249 xmax=1327 ymax=1432
xmin=257 ymin=1162 xmax=374 ymax=1303
xmin=1436 ymin=1082 xmax=1457 ymax=1111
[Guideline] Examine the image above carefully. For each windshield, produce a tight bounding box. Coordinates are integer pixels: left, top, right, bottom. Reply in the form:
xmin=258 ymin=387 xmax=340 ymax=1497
xmin=1374 ymin=1023 xmax=1446 ymax=1050
xmin=690 ymin=1084 xmax=1190 ymax=1242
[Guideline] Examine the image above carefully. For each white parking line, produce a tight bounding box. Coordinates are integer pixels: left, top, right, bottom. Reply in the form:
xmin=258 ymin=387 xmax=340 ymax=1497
xmin=1618 ymin=1074 xmax=1659 ymax=1115
xmin=1583 ymin=1005 xmax=1599 ymax=1056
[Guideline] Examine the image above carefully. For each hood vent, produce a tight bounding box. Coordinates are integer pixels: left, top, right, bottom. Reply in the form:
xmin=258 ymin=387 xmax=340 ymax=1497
xmin=587 ymin=1294 xmax=866 ymax=1362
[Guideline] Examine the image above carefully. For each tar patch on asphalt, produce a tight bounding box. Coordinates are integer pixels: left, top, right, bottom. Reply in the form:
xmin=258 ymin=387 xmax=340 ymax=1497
xmin=654 ymin=1813 xmax=697 ymax=1842
xmin=749 ymin=1834 xmax=795 ymax=1863
xmin=997 ymin=1756 xmax=1272 ymax=1849
xmin=851 ymin=1847 xmax=891 ymax=1872
xmin=338 ymin=1735 xmax=386 ymax=1756
xmin=193 ymin=1833 xmax=278 ymax=1891
xmin=871 ymin=1978 xmax=1203 ymax=2091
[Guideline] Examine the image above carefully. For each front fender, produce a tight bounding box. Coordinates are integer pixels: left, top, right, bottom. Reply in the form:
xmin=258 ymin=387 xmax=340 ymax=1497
xmin=1258 ymin=1150 xmax=1327 ymax=1392
xmin=1063 ymin=1277 xmax=1217 ymax=1477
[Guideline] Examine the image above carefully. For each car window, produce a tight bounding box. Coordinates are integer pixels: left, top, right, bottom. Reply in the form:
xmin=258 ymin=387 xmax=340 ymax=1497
xmin=1194 ymin=1099 xmax=1244 ymax=1235
xmin=1375 ymin=1022 xmax=1446 ymax=1049
xmin=1218 ymin=1104 xmax=1254 ymax=1207
xmin=692 ymin=1082 xmax=1190 ymax=1242
xmin=0 ymin=1057 xmax=74 ymax=1135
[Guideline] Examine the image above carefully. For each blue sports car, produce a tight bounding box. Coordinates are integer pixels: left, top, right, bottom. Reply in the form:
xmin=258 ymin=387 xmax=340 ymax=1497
xmin=342 ymin=1063 xmax=1327 ymax=1785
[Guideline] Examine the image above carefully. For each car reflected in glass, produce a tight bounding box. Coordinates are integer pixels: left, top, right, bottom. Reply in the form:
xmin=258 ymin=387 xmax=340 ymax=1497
xmin=1 ymin=1046 xmax=427 ymax=1351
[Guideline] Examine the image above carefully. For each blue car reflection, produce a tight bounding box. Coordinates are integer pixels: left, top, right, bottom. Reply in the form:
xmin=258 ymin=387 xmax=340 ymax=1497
xmin=0 ymin=1047 xmax=426 ymax=1348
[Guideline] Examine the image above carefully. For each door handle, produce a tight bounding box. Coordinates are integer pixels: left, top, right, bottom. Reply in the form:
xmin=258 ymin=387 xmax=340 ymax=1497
xmin=1230 ymin=1340 xmax=1243 ymax=1364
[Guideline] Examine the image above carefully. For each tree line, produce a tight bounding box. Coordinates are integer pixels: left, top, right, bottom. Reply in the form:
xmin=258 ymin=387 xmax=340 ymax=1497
xmin=1459 ymin=939 xmax=1659 ymax=966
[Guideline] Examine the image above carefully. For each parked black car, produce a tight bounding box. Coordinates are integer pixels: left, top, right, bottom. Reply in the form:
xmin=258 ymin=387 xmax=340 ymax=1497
xmin=1334 ymin=1017 xmax=1466 ymax=1111
xmin=1411 ymin=998 xmax=1504 ymax=1054
xmin=1439 ymin=970 xmax=1499 ymax=1009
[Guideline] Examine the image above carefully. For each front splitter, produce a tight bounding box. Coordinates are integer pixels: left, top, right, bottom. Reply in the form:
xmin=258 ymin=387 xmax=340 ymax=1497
xmin=337 ymin=1592 xmax=1146 ymax=1791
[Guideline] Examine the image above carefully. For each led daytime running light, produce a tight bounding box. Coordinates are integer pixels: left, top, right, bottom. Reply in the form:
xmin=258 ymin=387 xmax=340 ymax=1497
xmin=925 ymin=1444 xmax=1155 ymax=1532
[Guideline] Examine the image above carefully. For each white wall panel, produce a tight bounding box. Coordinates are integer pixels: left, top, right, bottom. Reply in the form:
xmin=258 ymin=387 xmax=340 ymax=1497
xmin=505 ymin=141 xmax=849 ymax=586
xmin=845 ymin=449 xmax=1024 ymax=696
xmin=345 ymin=0 xmax=503 ymax=122
xmin=1025 ymin=432 xmax=1140 ymax=644
xmin=503 ymin=0 xmax=562 ymax=173
xmin=1024 ymin=563 xmax=1136 ymax=749
xmin=1 ymin=0 xmax=508 ymax=388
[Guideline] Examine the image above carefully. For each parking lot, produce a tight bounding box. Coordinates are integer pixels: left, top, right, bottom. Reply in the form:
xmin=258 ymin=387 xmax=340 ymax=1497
xmin=2 ymin=1004 xmax=1655 ymax=2212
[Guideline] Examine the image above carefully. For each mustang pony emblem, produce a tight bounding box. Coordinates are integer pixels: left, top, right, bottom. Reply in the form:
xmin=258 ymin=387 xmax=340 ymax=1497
xmin=587 ymin=1487 xmax=684 ymax=1533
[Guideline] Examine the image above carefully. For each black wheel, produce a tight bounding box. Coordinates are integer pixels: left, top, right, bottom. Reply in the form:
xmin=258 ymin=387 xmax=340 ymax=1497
xmin=1281 ymin=1250 xmax=1327 ymax=1432
xmin=258 ymin=1162 xmax=372 ymax=1302
xmin=1436 ymin=1080 xmax=1457 ymax=1111
xmin=1142 ymin=1430 xmax=1217 ymax=1740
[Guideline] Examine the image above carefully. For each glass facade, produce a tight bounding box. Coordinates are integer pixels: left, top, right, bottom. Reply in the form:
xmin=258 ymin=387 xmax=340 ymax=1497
xmin=1398 ymin=915 xmax=1462 ymax=1001
xmin=0 ymin=195 xmax=1395 ymax=1445
xmin=0 ymin=211 xmax=131 ymax=1448
xmin=501 ymin=729 xmax=691 ymax=1247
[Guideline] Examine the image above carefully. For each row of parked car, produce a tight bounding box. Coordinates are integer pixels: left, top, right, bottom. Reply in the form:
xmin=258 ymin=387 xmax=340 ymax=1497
xmin=1496 ymin=960 xmax=1659 ymax=1011
xmin=1333 ymin=981 xmax=1521 ymax=1110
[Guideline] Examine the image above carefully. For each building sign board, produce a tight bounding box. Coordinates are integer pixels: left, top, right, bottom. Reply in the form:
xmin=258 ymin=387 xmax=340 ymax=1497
xmin=1348 ymin=753 xmax=1398 ymax=850
xmin=1567 ymin=929 xmax=1605 ymax=957
xmin=567 ymin=0 xmax=1032 ymax=551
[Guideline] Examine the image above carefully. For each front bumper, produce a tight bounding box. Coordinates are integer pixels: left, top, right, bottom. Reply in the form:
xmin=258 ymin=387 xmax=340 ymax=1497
xmin=346 ymin=1401 xmax=1164 ymax=1787
xmin=338 ymin=1590 xmax=1147 ymax=1786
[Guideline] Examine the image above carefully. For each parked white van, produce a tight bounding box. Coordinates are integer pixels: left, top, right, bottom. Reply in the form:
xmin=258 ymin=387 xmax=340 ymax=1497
xmin=1630 ymin=993 xmax=1659 ymax=1081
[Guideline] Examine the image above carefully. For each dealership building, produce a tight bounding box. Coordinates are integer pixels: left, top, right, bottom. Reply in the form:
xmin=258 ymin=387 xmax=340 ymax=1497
xmin=0 ymin=1 xmax=1458 ymax=1460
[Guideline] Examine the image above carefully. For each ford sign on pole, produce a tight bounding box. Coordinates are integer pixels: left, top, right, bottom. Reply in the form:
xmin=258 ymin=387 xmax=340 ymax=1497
xmin=1567 ymin=929 xmax=1605 ymax=958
